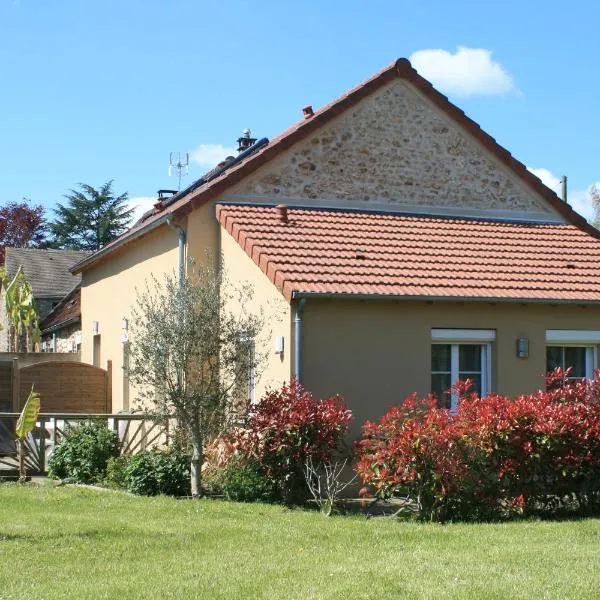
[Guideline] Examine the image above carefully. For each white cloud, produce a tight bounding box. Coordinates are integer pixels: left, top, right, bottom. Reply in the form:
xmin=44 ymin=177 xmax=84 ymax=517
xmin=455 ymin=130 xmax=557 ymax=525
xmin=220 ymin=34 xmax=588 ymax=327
xmin=528 ymin=167 xmax=599 ymax=221
xmin=189 ymin=144 xmax=236 ymax=168
xmin=528 ymin=167 xmax=561 ymax=191
xmin=570 ymin=186 xmax=600 ymax=222
xmin=409 ymin=46 xmax=517 ymax=98
xmin=126 ymin=196 xmax=156 ymax=225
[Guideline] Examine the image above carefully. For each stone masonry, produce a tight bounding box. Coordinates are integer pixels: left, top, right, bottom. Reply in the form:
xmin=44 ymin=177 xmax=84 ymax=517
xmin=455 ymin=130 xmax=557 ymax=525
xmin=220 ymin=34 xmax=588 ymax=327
xmin=228 ymin=79 xmax=556 ymax=220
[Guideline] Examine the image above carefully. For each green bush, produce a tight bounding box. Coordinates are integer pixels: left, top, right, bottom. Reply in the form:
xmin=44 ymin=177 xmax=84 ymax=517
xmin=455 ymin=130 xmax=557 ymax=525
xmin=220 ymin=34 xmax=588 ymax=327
xmin=222 ymin=381 xmax=352 ymax=503
xmin=103 ymin=456 xmax=130 ymax=489
xmin=48 ymin=421 xmax=120 ymax=484
xmin=123 ymin=449 xmax=190 ymax=497
xmin=221 ymin=459 xmax=278 ymax=503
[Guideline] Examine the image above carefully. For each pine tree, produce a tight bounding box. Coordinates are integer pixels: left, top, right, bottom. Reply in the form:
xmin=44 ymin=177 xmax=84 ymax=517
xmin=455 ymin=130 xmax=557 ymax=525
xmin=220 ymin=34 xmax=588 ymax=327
xmin=49 ymin=181 xmax=134 ymax=251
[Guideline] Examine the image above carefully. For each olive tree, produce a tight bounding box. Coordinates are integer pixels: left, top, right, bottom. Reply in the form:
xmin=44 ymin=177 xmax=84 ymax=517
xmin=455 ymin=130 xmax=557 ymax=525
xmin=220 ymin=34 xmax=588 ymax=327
xmin=127 ymin=260 xmax=265 ymax=497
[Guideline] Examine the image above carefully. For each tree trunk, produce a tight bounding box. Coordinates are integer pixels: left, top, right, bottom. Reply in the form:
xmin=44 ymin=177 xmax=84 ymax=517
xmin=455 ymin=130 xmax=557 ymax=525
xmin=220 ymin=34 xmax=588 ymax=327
xmin=189 ymin=426 xmax=203 ymax=498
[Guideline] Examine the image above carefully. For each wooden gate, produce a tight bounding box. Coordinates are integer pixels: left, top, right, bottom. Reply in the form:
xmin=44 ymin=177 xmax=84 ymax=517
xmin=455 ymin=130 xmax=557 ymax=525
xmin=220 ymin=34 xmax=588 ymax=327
xmin=8 ymin=360 xmax=112 ymax=414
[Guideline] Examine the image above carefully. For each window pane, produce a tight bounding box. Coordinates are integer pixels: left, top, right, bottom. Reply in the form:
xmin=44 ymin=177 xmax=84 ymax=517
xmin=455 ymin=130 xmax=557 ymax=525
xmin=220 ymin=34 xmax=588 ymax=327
xmin=564 ymin=346 xmax=587 ymax=378
xmin=431 ymin=373 xmax=451 ymax=403
xmin=432 ymin=345 xmax=451 ymax=372
xmin=459 ymin=344 xmax=481 ymax=371
xmin=459 ymin=372 xmax=481 ymax=395
xmin=546 ymin=347 xmax=562 ymax=372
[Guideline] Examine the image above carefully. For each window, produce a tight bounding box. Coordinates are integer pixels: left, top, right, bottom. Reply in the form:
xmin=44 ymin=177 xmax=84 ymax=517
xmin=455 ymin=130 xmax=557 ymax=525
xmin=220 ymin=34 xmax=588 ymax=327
xmin=431 ymin=329 xmax=494 ymax=412
xmin=545 ymin=330 xmax=600 ymax=383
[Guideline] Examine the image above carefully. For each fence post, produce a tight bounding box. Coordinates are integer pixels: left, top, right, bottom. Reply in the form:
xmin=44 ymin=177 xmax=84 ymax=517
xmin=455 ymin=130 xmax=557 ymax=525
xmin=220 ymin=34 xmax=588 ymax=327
xmin=38 ymin=417 xmax=46 ymax=473
xmin=105 ymin=360 xmax=112 ymax=414
xmin=11 ymin=358 xmax=20 ymax=412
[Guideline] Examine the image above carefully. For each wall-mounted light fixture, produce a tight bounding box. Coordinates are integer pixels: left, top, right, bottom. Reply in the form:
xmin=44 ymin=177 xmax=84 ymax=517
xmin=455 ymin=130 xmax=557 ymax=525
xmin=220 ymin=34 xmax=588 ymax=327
xmin=121 ymin=318 xmax=129 ymax=344
xmin=275 ymin=335 xmax=284 ymax=355
xmin=516 ymin=337 xmax=529 ymax=359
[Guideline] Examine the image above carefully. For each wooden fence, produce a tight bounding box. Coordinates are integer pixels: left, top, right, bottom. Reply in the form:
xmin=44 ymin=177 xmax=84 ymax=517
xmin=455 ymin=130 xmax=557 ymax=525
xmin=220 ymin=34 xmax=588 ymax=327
xmin=0 ymin=363 xmax=11 ymax=412
xmin=1 ymin=359 xmax=112 ymax=414
xmin=0 ymin=413 xmax=171 ymax=476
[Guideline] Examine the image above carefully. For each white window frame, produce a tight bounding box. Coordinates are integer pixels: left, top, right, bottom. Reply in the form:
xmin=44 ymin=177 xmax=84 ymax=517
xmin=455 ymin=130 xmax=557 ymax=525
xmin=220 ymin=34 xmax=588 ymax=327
xmin=431 ymin=329 xmax=495 ymax=413
xmin=545 ymin=330 xmax=599 ymax=380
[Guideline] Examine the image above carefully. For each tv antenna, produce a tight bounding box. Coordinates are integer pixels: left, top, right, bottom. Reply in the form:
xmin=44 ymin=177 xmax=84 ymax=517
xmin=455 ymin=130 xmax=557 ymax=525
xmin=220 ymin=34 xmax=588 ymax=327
xmin=168 ymin=152 xmax=189 ymax=191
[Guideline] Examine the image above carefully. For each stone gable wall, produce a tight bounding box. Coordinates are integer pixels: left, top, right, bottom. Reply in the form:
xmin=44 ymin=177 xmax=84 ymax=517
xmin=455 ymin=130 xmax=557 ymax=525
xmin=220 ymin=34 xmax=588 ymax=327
xmin=228 ymin=79 xmax=557 ymax=220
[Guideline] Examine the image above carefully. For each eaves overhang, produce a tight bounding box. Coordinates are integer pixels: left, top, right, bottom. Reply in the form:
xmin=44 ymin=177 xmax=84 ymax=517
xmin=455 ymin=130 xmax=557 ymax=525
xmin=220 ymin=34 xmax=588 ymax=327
xmin=290 ymin=291 xmax=600 ymax=306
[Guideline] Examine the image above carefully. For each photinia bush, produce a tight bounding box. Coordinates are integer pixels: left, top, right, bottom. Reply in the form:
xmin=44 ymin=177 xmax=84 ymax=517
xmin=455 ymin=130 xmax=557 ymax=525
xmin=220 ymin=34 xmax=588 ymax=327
xmin=220 ymin=380 xmax=352 ymax=503
xmin=356 ymin=371 xmax=600 ymax=521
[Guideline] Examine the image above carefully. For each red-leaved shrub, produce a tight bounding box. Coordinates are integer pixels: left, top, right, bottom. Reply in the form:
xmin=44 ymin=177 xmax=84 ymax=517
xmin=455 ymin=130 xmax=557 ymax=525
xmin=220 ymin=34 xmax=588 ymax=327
xmin=221 ymin=380 xmax=352 ymax=502
xmin=357 ymin=371 xmax=600 ymax=521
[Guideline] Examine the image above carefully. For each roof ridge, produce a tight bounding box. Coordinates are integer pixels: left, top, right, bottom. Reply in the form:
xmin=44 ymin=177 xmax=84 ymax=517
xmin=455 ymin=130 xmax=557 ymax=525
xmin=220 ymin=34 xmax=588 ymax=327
xmin=73 ymin=57 xmax=600 ymax=274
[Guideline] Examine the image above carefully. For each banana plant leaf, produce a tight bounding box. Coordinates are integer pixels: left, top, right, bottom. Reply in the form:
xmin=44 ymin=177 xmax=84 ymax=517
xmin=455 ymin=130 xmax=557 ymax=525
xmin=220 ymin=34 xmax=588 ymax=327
xmin=15 ymin=387 xmax=41 ymax=440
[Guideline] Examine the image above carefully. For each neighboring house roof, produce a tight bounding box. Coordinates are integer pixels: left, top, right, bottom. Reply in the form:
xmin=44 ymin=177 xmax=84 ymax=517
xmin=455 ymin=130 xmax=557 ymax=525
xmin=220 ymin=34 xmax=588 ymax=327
xmin=71 ymin=58 xmax=599 ymax=275
xmin=217 ymin=203 xmax=600 ymax=303
xmin=40 ymin=286 xmax=81 ymax=334
xmin=5 ymin=248 xmax=90 ymax=298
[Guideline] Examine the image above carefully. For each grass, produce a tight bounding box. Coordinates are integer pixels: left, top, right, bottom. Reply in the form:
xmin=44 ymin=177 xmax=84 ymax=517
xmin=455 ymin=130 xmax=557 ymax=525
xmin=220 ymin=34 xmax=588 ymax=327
xmin=1 ymin=485 xmax=600 ymax=599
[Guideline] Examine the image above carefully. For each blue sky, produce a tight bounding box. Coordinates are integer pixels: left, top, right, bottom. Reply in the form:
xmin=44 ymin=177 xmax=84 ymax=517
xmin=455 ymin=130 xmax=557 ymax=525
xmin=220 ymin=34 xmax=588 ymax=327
xmin=1 ymin=0 xmax=598 ymax=222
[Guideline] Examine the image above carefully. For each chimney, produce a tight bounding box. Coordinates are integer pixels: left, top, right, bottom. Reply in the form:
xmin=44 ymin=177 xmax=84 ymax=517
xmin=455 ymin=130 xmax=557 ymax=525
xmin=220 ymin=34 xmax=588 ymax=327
xmin=302 ymin=105 xmax=314 ymax=118
xmin=276 ymin=204 xmax=289 ymax=224
xmin=237 ymin=128 xmax=257 ymax=153
xmin=154 ymin=189 xmax=177 ymax=212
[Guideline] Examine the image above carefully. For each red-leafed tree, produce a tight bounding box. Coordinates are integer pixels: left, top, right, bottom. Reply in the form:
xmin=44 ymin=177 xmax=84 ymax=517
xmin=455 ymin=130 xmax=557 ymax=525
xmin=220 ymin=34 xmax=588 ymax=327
xmin=0 ymin=200 xmax=47 ymax=264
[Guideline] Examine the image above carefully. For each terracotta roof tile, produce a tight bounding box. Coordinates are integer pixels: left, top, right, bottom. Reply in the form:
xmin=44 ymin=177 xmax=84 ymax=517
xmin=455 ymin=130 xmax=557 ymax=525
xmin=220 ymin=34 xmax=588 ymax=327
xmin=217 ymin=204 xmax=600 ymax=303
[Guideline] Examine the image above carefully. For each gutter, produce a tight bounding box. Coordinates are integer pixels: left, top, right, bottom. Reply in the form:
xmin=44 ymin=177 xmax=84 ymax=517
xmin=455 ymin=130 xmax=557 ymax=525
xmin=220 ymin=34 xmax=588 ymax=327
xmin=41 ymin=316 xmax=80 ymax=336
xmin=290 ymin=291 xmax=600 ymax=306
xmin=166 ymin=216 xmax=187 ymax=287
xmin=293 ymin=298 xmax=307 ymax=384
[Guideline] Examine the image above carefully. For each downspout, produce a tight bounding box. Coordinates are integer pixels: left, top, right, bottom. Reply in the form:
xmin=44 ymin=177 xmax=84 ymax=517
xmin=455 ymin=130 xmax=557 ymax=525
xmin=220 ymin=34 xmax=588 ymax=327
xmin=293 ymin=297 xmax=307 ymax=384
xmin=166 ymin=216 xmax=186 ymax=287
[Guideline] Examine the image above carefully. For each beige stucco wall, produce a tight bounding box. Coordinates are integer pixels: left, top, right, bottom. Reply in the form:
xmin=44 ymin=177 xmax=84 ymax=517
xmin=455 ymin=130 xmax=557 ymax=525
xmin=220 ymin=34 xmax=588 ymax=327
xmin=226 ymin=79 xmax=560 ymax=223
xmin=220 ymin=225 xmax=291 ymax=402
xmin=186 ymin=201 xmax=220 ymax=270
xmin=81 ymin=224 xmax=180 ymax=411
xmin=302 ymin=299 xmax=600 ymax=436
xmin=80 ymin=203 xmax=221 ymax=412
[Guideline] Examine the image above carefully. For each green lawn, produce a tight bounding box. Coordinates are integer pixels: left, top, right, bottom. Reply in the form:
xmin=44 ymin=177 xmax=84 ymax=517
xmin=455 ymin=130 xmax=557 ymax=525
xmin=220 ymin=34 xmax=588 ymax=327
xmin=0 ymin=486 xmax=599 ymax=599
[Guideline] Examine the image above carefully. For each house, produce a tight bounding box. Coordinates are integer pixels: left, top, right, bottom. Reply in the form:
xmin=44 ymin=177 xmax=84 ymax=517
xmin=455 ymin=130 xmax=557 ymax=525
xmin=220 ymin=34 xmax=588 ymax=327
xmin=40 ymin=286 xmax=82 ymax=352
xmin=1 ymin=248 xmax=89 ymax=352
xmin=71 ymin=58 xmax=600 ymax=431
